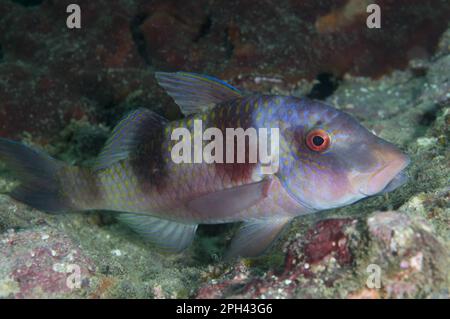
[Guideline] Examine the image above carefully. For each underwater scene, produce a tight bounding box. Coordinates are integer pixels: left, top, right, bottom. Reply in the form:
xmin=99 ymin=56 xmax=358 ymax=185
xmin=0 ymin=0 xmax=449 ymax=300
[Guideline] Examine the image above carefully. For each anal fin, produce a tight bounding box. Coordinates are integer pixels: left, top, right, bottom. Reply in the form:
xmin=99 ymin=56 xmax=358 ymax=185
xmin=117 ymin=213 xmax=198 ymax=253
xmin=225 ymin=217 xmax=292 ymax=260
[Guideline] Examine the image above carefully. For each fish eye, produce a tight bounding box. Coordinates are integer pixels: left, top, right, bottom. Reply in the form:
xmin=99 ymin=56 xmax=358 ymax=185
xmin=306 ymin=129 xmax=330 ymax=152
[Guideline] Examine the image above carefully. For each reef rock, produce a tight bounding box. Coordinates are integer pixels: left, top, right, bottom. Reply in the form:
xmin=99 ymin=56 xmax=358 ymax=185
xmin=196 ymin=211 xmax=449 ymax=299
xmin=0 ymin=0 xmax=449 ymax=139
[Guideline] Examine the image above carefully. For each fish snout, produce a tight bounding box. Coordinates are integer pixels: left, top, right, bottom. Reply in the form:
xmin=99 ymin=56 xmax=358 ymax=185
xmin=365 ymin=143 xmax=410 ymax=195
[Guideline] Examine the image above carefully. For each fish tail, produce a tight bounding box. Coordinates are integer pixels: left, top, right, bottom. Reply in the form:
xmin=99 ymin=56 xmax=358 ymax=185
xmin=0 ymin=138 xmax=100 ymax=213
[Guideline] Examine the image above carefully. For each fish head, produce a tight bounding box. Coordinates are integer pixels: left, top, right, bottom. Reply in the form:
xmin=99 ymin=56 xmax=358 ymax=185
xmin=276 ymin=99 xmax=410 ymax=211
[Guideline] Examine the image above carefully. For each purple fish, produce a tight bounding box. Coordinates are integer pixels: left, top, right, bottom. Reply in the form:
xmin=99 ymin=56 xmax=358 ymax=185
xmin=0 ymin=72 xmax=409 ymax=259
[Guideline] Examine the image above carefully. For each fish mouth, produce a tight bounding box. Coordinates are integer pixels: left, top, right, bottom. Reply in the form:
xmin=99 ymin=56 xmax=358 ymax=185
xmin=378 ymin=170 xmax=409 ymax=194
xmin=363 ymin=154 xmax=410 ymax=196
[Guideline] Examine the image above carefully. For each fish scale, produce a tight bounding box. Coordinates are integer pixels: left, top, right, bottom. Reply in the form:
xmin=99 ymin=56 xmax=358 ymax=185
xmin=0 ymin=71 xmax=409 ymax=258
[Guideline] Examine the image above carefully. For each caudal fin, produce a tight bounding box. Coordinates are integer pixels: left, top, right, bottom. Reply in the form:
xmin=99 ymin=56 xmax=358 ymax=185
xmin=0 ymin=138 xmax=77 ymax=213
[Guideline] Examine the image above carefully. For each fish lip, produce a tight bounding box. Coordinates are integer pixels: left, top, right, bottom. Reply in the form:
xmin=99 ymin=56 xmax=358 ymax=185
xmin=379 ymin=170 xmax=409 ymax=194
xmin=360 ymin=155 xmax=410 ymax=196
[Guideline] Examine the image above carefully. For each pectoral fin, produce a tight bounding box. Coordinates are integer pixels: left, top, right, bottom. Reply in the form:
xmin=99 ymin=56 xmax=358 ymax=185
xmin=117 ymin=213 xmax=198 ymax=253
xmin=187 ymin=179 xmax=273 ymax=222
xmin=225 ymin=217 xmax=292 ymax=260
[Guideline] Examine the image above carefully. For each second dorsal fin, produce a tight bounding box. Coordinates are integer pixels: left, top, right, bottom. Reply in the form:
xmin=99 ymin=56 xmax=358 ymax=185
xmin=94 ymin=108 xmax=168 ymax=171
xmin=155 ymin=72 xmax=243 ymax=115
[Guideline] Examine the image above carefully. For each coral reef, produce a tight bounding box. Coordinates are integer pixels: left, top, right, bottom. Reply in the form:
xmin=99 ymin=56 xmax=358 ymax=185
xmin=197 ymin=211 xmax=449 ymax=298
xmin=0 ymin=0 xmax=449 ymax=298
xmin=0 ymin=226 xmax=95 ymax=298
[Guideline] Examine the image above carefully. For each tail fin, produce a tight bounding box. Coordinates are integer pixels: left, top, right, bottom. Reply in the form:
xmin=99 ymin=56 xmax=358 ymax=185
xmin=0 ymin=138 xmax=93 ymax=213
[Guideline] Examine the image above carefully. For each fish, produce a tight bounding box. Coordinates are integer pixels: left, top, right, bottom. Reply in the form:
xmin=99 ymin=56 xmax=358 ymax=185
xmin=0 ymin=72 xmax=410 ymax=259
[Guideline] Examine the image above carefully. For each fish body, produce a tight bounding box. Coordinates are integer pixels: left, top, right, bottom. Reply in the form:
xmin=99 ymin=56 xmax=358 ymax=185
xmin=0 ymin=72 xmax=409 ymax=258
xmin=95 ymin=95 xmax=306 ymax=222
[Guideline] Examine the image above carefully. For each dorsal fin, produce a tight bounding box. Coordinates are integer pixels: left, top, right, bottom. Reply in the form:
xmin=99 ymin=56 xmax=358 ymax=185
xmin=94 ymin=108 xmax=168 ymax=170
xmin=155 ymin=72 xmax=243 ymax=115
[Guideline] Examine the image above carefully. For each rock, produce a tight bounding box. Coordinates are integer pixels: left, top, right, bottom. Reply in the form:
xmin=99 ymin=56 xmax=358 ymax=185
xmin=363 ymin=211 xmax=449 ymax=299
xmin=136 ymin=0 xmax=450 ymax=81
xmin=0 ymin=0 xmax=167 ymax=140
xmin=1 ymin=0 xmax=449 ymax=139
xmin=0 ymin=226 xmax=95 ymax=298
xmin=196 ymin=211 xmax=449 ymax=298
xmin=196 ymin=218 xmax=361 ymax=298
xmin=299 ymin=218 xmax=355 ymax=266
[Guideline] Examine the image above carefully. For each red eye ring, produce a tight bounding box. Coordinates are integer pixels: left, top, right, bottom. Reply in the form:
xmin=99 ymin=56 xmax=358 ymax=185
xmin=306 ymin=129 xmax=330 ymax=152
